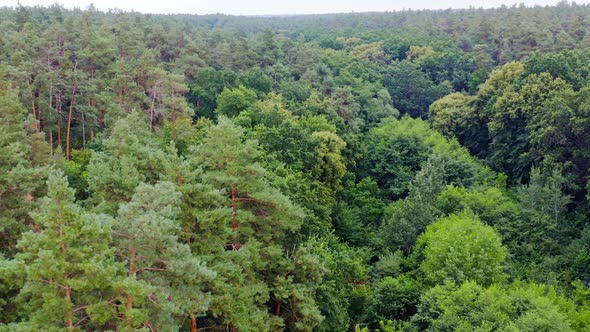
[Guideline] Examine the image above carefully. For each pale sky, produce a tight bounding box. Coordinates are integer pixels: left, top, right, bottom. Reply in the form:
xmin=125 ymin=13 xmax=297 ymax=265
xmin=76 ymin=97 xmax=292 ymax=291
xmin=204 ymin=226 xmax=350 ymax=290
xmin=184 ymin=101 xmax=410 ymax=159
xmin=0 ymin=0 xmax=584 ymax=15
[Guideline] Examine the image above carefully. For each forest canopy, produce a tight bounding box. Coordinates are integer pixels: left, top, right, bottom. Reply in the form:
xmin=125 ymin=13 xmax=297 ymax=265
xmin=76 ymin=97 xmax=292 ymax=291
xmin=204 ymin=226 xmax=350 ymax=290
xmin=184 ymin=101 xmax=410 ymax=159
xmin=1 ymin=2 xmax=590 ymax=331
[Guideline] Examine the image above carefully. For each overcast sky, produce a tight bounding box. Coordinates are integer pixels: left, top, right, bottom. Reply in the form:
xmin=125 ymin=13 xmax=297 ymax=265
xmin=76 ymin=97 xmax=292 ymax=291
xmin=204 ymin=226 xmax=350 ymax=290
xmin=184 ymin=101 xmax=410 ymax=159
xmin=0 ymin=0 xmax=583 ymax=15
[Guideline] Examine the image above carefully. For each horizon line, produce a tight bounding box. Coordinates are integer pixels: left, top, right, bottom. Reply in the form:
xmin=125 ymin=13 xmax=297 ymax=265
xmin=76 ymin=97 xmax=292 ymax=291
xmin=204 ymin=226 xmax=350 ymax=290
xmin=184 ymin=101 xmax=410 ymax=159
xmin=1 ymin=1 xmax=583 ymax=17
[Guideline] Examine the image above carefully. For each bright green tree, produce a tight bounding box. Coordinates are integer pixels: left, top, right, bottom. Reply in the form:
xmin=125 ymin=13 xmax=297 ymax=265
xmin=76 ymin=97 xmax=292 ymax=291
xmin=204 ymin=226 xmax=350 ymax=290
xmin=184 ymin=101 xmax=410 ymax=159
xmin=381 ymin=155 xmax=446 ymax=254
xmin=416 ymin=211 xmax=508 ymax=286
xmin=364 ymin=116 xmax=494 ymax=200
xmin=216 ymin=85 xmax=258 ymax=118
xmin=412 ymin=281 xmax=589 ymax=331
xmin=365 ymin=276 xmax=422 ymax=328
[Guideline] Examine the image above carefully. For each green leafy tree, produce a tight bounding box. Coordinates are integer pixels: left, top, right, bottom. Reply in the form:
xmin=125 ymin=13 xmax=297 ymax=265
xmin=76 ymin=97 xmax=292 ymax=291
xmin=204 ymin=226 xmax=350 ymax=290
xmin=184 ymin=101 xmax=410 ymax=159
xmin=364 ymin=116 xmax=494 ymax=200
xmin=333 ymin=176 xmax=385 ymax=247
xmin=240 ymin=67 xmax=273 ymax=97
xmin=436 ymin=185 xmax=522 ymax=254
xmin=216 ymin=85 xmax=258 ymax=118
xmin=412 ymin=281 xmax=589 ymax=331
xmin=187 ymin=68 xmax=238 ymax=119
xmin=514 ymin=167 xmax=572 ymax=266
xmin=416 ymin=211 xmax=508 ymax=286
xmin=365 ymin=276 xmax=422 ymax=328
xmin=381 ymin=155 xmax=446 ymax=254
xmin=383 ymin=60 xmax=451 ymax=118
xmin=428 ymin=93 xmax=489 ymax=158
xmin=488 ymin=73 xmax=572 ymax=182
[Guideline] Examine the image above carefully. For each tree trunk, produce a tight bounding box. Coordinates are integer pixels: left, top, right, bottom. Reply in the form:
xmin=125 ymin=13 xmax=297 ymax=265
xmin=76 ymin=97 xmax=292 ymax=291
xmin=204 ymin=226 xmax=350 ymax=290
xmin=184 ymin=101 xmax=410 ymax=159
xmin=57 ymin=93 xmax=62 ymax=147
xmin=171 ymin=120 xmax=177 ymax=142
xmin=149 ymin=89 xmax=156 ymax=131
xmin=66 ymin=64 xmax=78 ymax=160
xmin=64 ymin=280 xmax=73 ymax=329
xmin=127 ymin=247 xmax=137 ymax=330
xmin=37 ymin=95 xmax=45 ymax=133
xmin=31 ymin=92 xmax=39 ymax=132
xmin=47 ymin=84 xmax=53 ymax=133
xmin=59 ymin=220 xmax=74 ymax=330
xmin=276 ymin=301 xmax=282 ymax=317
xmin=231 ymin=184 xmax=239 ymax=248
xmin=66 ymin=83 xmax=76 ymax=160
xmin=49 ymin=130 xmax=54 ymax=155
xmin=82 ymin=108 xmax=86 ymax=149
xmin=47 ymin=54 xmax=53 ymax=133
xmin=171 ymin=102 xmax=177 ymax=142
xmin=31 ymin=94 xmax=35 ymax=119
xmin=191 ymin=314 xmax=197 ymax=332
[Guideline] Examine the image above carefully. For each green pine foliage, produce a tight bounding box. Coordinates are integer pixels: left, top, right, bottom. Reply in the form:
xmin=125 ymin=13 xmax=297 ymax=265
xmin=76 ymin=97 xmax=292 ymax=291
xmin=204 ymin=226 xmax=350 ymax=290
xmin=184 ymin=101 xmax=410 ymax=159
xmin=2 ymin=171 xmax=118 ymax=330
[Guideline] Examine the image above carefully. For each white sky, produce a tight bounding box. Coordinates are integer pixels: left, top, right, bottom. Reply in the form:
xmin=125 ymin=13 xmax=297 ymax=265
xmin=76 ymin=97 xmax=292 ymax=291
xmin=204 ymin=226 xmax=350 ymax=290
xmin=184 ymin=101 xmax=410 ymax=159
xmin=0 ymin=0 xmax=584 ymax=15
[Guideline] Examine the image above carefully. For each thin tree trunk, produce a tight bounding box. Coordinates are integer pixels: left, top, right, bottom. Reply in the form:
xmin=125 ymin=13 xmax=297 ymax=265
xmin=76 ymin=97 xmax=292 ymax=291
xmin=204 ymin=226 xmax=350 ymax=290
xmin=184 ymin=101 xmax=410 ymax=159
xmin=171 ymin=117 xmax=177 ymax=142
xmin=57 ymin=93 xmax=62 ymax=147
xmin=191 ymin=314 xmax=197 ymax=332
xmin=149 ymin=89 xmax=156 ymax=131
xmin=47 ymin=52 xmax=53 ymax=133
xmin=60 ymin=219 xmax=74 ymax=330
xmin=31 ymin=92 xmax=39 ymax=132
xmin=231 ymin=184 xmax=239 ymax=248
xmin=66 ymin=63 xmax=78 ymax=160
xmin=31 ymin=94 xmax=35 ymax=119
xmin=66 ymin=83 xmax=76 ymax=160
xmin=48 ymin=84 xmax=53 ymax=133
xmin=185 ymin=224 xmax=193 ymax=245
xmin=171 ymin=103 xmax=177 ymax=142
xmin=65 ymin=279 xmax=73 ymax=329
xmin=231 ymin=184 xmax=237 ymax=230
xmin=127 ymin=247 xmax=137 ymax=330
xmin=37 ymin=95 xmax=45 ymax=133
xmin=276 ymin=301 xmax=282 ymax=317
xmin=82 ymin=108 xmax=86 ymax=149
xmin=87 ymin=67 xmax=94 ymax=144
xmin=49 ymin=130 xmax=53 ymax=155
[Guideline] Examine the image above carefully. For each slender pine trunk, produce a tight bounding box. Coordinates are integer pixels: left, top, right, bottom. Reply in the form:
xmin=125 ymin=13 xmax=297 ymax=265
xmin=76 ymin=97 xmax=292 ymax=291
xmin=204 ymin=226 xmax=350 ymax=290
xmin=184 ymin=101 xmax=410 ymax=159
xmin=191 ymin=314 xmax=197 ymax=332
xmin=149 ymin=89 xmax=156 ymax=131
xmin=49 ymin=131 xmax=54 ymax=155
xmin=64 ymin=280 xmax=73 ymax=329
xmin=66 ymin=63 xmax=78 ymax=160
xmin=231 ymin=184 xmax=239 ymax=249
xmin=127 ymin=247 xmax=137 ymax=330
xmin=31 ymin=92 xmax=39 ymax=132
xmin=66 ymin=83 xmax=76 ymax=160
xmin=82 ymin=106 xmax=87 ymax=149
xmin=57 ymin=93 xmax=62 ymax=147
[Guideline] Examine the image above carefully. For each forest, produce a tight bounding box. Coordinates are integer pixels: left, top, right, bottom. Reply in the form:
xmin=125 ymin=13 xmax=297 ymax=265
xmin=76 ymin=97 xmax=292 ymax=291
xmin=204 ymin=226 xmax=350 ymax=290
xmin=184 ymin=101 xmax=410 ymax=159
xmin=1 ymin=1 xmax=590 ymax=331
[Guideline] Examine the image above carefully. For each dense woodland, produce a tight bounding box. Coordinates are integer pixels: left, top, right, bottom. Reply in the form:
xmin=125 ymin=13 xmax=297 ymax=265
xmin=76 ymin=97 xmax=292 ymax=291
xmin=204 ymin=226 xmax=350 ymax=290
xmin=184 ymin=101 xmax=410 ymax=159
xmin=2 ymin=2 xmax=590 ymax=331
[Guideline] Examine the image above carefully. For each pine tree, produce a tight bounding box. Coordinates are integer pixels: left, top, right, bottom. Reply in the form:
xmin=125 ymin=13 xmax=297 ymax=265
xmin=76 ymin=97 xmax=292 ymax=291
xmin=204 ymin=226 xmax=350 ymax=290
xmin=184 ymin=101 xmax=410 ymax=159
xmin=0 ymin=82 xmax=49 ymax=257
xmin=193 ymin=117 xmax=324 ymax=331
xmin=112 ymin=181 xmax=215 ymax=331
xmin=1 ymin=171 xmax=119 ymax=330
xmin=193 ymin=116 xmax=302 ymax=248
xmin=86 ymin=112 xmax=172 ymax=214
